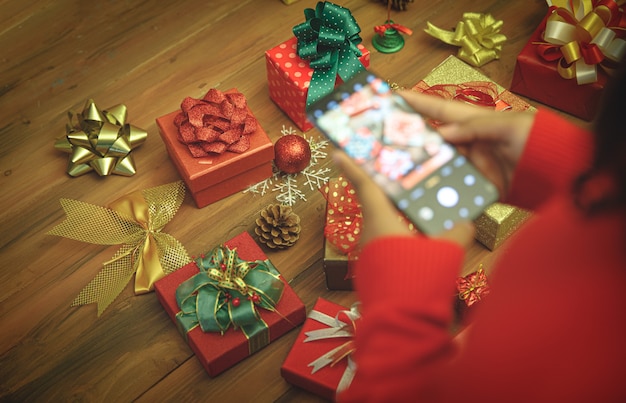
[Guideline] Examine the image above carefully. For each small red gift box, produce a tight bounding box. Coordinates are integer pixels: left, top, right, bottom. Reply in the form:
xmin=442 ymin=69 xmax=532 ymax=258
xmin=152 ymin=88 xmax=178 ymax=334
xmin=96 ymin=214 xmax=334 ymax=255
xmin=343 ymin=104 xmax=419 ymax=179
xmin=510 ymin=8 xmax=613 ymax=121
xmin=281 ymin=298 xmax=357 ymax=401
xmin=155 ymin=231 xmax=306 ymax=377
xmin=156 ymin=89 xmax=274 ymax=208
xmin=265 ymin=37 xmax=370 ymax=132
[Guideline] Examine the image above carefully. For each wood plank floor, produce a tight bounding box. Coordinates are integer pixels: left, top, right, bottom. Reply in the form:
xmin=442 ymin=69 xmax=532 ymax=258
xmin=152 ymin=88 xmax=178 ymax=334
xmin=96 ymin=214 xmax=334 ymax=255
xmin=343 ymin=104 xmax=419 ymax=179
xmin=0 ymin=1 xmax=586 ymax=401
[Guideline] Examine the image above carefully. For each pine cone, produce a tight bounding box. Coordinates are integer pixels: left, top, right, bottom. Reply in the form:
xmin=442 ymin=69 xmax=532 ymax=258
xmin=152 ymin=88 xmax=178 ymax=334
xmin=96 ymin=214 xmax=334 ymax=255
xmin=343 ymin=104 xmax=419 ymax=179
xmin=380 ymin=0 xmax=413 ymax=11
xmin=255 ymin=204 xmax=301 ymax=249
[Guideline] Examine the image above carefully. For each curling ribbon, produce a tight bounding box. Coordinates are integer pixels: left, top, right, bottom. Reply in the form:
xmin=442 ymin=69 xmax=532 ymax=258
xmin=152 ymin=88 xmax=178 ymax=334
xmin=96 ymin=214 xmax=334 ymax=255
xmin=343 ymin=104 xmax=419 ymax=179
xmin=47 ymin=181 xmax=190 ymax=316
xmin=54 ymin=99 xmax=147 ymax=177
xmin=293 ymin=1 xmax=366 ymax=108
xmin=304 ymin=303 xmax=360 ymax=395
xmin=538 ymin=0 xmax=626 ymax=84
xmin=456 ymin=264 xmax=491 ymax=307
xmin=424 ymin=12 xmax=507 ymax=67
xmin=374 ymin=21 xmax=413 ymax=37
xmin=175 ymin=245 xmax=284 ymax=354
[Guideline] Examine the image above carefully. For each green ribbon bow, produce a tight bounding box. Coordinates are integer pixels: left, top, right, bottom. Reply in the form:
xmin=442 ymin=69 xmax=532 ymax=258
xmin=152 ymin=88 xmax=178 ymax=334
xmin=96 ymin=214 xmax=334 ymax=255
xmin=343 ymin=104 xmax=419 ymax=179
xmin=293 ymin=1 xmax=365 ymax=108
xmin=175 ymin=245 xmax=284 ymax=353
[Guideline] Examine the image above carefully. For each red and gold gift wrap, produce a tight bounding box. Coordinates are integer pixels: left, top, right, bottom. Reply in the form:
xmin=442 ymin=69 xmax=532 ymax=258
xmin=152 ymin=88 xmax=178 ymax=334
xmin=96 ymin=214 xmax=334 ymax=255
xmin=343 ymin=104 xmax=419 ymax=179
xmin=321 ymin=178 xmax=362 ymax=291
xmin=155 ymin=231 xmax=306 ymax=377
xmin=412 ymin=55 xmax=532 ymax=250
xmin=511 ymin=0 xmax=626 ymax=120
xmin=281 ymin=298 xmax=358 ymax=401
xmin=265 ymin=1 xmax=371 ymax=132
xmin=156 ymin=88 xmax=274 ymax=208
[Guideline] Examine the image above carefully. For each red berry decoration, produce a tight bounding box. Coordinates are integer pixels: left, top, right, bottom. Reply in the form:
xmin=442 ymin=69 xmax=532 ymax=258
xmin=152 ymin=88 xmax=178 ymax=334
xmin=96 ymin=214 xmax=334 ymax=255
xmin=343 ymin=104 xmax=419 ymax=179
xmin=232 ymin=297 xmax=240 ymax=307
xmin=220 ymin=263 xmax=226 ymax=271
xmin=274 ymin=134 xmax=311 ymax=174
xmin=251 ymin=294 xmax=260 ymax=304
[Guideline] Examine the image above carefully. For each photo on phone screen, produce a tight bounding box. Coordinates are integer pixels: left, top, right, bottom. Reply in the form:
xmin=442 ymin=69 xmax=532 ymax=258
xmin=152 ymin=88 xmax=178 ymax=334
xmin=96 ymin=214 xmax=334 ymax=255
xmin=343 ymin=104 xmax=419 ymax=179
xmin=308 ymin=70 xmax=499 ymax=235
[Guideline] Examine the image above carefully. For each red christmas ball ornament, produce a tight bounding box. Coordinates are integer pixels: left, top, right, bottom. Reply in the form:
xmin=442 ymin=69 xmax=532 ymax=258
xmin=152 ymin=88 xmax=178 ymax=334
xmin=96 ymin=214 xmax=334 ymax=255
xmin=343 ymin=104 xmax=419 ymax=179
xmin=274 ymin=135 xmax=311 ymax=174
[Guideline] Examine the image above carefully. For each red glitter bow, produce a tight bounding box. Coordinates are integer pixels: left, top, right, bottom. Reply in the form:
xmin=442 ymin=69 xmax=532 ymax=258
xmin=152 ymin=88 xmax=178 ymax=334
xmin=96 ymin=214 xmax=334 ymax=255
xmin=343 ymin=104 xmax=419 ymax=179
xmin=174 ymin=88 xmax=258 ymax=157
xmin=456 ymin=265 xmax=490 ymax=307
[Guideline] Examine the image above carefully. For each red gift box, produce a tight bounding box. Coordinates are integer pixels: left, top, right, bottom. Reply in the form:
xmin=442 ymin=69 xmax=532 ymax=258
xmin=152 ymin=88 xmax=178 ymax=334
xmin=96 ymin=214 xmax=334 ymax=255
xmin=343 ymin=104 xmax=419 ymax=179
xmin=156 ymin=89 xmax=274 ymax=208
xmin=265 ymin=37 xmax=370 ymax=132
xmin=281 ymin=298 xmax=357 ymax=400
xmin=510 ymin=10 xmax=609 ymax=121
xmin=155 ymin=231 xmax=306 ymax=377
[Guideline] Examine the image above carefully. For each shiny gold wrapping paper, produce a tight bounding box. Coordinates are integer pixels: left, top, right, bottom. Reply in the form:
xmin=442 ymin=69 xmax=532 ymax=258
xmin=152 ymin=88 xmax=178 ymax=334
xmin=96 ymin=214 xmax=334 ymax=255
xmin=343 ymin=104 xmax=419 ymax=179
xmin=475 ymin=203 xmax=531 ymax=250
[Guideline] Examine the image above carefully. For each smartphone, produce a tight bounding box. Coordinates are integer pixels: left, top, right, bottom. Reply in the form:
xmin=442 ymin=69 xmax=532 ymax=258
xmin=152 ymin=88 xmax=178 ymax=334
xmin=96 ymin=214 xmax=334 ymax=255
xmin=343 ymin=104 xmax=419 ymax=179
xmin=307 ymin=70 xmax=499 ymax=235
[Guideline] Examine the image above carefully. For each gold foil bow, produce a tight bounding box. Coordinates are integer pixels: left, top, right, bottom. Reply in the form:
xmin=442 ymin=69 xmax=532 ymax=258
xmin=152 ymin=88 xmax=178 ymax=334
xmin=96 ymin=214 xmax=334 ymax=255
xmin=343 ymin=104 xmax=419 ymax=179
xmin=540 ymin=0 xmax=626 ymax=84
xmin=424 ymin=12 xmax=507 ymax=67
xmin=304 ymin=303 xmax=360 ymax=394
xmin=48 ymin=181 xmax=191 ymax=316
xmin=55 ymin=99 xmax=147 ymax=176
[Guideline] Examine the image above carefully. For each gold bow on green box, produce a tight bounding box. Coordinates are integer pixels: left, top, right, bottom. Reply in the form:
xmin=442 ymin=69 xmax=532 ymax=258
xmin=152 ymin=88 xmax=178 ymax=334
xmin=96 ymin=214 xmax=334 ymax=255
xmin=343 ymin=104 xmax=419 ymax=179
xmin=48 ymin=181 xmax=191 ymax=316
xmin=55 ymin=99 xmax=147 ymax=177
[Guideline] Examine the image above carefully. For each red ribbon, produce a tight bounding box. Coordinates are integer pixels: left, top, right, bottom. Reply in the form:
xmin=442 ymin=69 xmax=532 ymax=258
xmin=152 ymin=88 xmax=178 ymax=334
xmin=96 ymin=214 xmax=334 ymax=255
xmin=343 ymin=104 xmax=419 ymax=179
xmin=174 ymin=88 xmax=258 ymax=157
xmin=374 ymin=21 xmax=413 ymax=37
xmin=456 ymin=265 xmax=490 ymax=307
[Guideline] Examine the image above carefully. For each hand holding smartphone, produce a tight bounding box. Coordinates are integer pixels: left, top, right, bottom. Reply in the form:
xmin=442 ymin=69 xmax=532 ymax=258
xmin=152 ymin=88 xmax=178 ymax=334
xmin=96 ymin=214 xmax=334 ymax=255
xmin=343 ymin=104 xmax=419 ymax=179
xmin=307 ymin=70 xmax=499 ymax=236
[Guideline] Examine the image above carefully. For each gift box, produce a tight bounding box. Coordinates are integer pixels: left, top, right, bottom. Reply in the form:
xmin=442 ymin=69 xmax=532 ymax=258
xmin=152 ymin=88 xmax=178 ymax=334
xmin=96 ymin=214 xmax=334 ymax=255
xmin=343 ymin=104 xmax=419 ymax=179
xmin=321 ymin=178 xmax=362 ymax=291
xmin=281 ymin=298 xmax=357 ymax=400
xmin=510 ymin=3 xmax=623 ymax=121
xmin=265 ymin=1 xmax=371 ymax=132
xmin=155 ymin=231 xmax=306 ymax=377
xmin=156 ymin=89 xmax=274 ymax=208
xmin=474 ymin=202 xmax=531 ymax=250
xmin=412 ymin=55 xmax=533 ymax=250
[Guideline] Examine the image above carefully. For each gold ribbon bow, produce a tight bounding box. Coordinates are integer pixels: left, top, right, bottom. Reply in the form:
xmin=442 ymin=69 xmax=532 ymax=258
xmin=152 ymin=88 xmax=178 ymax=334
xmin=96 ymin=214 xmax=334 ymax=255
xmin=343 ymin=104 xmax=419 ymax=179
xmin=48 ymin=181 xmax=191 ymax=316
xmin=541 ymin=0 xmax=626 ymax=84
xmin=425 ymin=12 xmax=507 ymax=67
xmin=55 ymin=99 xmax=147 ymax=176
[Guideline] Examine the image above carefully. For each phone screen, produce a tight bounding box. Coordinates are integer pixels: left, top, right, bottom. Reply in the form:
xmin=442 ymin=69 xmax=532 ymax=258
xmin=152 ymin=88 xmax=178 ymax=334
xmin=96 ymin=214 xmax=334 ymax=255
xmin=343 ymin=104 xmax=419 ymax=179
xmin=310 ymin=74 xmax=453 ymax=197
xmin=309 ymin=71 xmax=499 ymax=235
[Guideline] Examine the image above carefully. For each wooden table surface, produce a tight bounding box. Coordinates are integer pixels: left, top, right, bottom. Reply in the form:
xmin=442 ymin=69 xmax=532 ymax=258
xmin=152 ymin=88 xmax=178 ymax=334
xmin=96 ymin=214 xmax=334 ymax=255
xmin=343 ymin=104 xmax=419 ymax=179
xmin=0 ymin=1 xmax=586 ymax=401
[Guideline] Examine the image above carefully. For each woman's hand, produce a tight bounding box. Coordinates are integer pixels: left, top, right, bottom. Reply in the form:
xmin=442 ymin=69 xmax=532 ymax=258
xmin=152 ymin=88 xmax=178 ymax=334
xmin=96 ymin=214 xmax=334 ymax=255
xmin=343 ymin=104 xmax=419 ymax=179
xmin=399 ymin=90 xmax=536 ymax=198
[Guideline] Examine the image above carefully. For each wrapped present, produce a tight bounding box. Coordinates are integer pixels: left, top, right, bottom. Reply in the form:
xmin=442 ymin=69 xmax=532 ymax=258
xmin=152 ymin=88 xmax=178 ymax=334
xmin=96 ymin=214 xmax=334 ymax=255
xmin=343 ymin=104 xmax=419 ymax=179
xmin=510 ymin=2 xmax=626 ymax=120
xmin=54 ymin=99 xmax=147 ymax=177
xmin=281 ymin=298 xmax=358 ymax=400
xmin=155 ymin=231 xmax=306 ymax=377
xmin=156 ymin=88 xmax=274 ymax=208
xmin=265 ymin=1 xmax=370 ymax=132
xmin=320 ymin=178 xmax=362 ymax=290
xmin=412 ymin=55 xmax=532 ymax=250
xmin=475 ymin=202 xmax=531 ymax=250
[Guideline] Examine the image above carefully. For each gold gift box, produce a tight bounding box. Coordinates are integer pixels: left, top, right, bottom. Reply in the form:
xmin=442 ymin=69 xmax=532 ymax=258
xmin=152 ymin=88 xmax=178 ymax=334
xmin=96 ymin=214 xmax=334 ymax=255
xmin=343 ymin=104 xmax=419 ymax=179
xmin=475 ymin=203 xmax=531 ymax=250
xmin=412 ymin=55 xmax=534 ymax=250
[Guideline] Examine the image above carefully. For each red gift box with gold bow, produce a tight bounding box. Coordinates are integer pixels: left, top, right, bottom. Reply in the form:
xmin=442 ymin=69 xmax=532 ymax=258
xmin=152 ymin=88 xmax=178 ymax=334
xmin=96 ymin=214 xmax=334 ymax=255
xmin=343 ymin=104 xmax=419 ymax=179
xmin=511 ymin=1 xmax=626 ymax=120
xmin=281 ymin=298 xmax=358 ymax=401
xmin=154 ymin=231 xmax=306 ymax=377
xmin=156 ymin=88 xmax=274 ymax=208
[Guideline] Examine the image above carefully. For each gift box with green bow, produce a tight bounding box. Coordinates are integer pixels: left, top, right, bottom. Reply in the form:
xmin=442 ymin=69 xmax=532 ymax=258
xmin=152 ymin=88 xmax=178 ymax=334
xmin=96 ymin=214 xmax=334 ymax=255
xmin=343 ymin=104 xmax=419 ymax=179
xmin=154 ymin=231 xmax=306 ymax=377
xmin=265 ymin=1 xmax=370 ymax=132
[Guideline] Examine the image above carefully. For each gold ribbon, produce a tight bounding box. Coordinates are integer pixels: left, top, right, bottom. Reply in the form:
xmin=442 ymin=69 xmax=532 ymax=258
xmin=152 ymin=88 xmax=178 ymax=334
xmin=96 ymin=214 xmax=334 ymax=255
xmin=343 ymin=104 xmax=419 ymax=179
xmin=424 ymin=12 xmax=507 ymax=67
xmin=48 ymin=181 xmax=191 ymax=316
xmin=540 ymin=0 xmax=626 ymax=84
xmin=55 ymin=99 xmax=147 ymax=176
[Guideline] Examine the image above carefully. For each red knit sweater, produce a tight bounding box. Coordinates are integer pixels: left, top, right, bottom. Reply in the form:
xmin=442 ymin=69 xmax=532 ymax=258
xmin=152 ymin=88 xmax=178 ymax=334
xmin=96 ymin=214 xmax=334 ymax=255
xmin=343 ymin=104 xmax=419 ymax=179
xmin=338 ymin=110 xmax=626 ymax=402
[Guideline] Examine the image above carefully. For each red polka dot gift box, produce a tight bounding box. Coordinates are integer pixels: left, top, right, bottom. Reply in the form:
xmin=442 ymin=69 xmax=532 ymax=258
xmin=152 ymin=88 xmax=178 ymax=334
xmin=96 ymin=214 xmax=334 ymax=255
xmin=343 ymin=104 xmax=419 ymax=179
xmin=265 ymin=37 xmax=370 ymax=132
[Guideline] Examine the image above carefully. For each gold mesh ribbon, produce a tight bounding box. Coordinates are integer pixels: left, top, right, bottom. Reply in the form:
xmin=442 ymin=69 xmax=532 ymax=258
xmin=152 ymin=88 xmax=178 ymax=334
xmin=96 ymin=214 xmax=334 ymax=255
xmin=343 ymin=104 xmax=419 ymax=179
xmin=48 ymin=181 xmax=191 ymax=316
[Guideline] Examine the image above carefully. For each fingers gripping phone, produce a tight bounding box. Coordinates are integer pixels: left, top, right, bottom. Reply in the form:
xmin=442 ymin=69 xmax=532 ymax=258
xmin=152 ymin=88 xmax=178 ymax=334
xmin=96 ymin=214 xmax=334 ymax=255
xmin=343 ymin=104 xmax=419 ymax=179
xmin=307 ymin=70 xmax=499 ymax=236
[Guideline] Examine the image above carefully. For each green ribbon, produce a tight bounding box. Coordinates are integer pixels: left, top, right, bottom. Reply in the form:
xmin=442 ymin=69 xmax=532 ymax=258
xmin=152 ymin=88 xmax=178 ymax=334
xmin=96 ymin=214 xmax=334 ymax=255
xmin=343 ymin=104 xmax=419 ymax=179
xmin=293 ymin=1 xmax=365 ymax=108
xmin=175 ymin=245 xmax=284 ymax=354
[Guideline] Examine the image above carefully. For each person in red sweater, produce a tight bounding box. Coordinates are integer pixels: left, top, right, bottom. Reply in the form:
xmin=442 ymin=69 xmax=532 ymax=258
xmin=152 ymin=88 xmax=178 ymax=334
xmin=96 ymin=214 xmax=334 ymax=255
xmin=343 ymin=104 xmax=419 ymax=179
xmin=334 ymin=62 xmax=626 ymax=402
